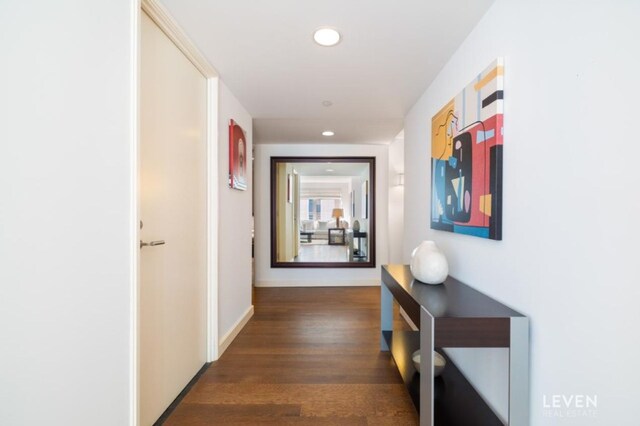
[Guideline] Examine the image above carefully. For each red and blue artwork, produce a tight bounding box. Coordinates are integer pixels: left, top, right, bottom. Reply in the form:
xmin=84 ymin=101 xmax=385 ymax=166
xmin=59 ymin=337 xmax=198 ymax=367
xmin=431 ymin=59 xmax=504 ymax=240
xmin=229 ymin=119 xmax=247 ymax=191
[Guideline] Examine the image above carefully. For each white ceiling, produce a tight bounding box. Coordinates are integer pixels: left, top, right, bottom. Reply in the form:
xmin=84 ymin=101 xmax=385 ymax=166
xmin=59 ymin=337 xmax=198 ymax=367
xmin=161 ymin=0 xmax=495 ymax=144
xmin=295 ymin=162 xmax=368 ymax=177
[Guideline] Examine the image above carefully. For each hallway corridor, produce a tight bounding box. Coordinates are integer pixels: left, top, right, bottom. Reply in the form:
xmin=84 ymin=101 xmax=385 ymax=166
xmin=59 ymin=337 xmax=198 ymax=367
xmin=163 ymin=287 xmax=418 ymax=425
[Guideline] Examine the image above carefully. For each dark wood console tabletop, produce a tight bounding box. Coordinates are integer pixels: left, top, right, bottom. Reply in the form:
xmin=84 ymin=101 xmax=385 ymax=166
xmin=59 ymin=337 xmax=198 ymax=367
xmin=380 ymin=264 xmax=529 ymax=426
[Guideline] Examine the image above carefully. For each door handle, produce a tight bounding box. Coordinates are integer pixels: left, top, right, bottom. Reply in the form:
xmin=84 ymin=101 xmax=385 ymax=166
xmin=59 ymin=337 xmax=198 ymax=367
xmin=140 ymin=240 xmax=165 ymax=249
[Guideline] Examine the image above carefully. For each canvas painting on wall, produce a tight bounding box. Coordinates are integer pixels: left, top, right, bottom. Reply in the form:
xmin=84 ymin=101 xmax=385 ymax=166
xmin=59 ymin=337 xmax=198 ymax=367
xmin=350 ymin=190 xmax=355 ymax=217
xmin=361 ymin=180 xmax=369 ymax=219
xmin=229 ymin=119 xmax=247 ymax=190
xmin=430 ymin=58 xmax=504 ymax=240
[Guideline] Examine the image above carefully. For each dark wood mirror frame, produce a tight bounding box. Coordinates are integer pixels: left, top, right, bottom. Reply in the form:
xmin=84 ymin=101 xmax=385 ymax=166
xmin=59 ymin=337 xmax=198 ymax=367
xmin=271 ymin=156 xmax=376 ymax=268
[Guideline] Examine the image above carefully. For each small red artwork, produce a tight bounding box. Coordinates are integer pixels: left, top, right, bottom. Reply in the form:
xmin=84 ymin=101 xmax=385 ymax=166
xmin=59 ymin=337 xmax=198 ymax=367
xmin=229 ymin=119 xmax=247 ymax=190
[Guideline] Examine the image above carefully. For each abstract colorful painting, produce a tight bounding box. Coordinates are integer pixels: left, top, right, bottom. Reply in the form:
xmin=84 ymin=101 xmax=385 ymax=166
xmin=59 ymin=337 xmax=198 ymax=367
xmin=229 ymin=119 xmax=247 ymax=190
xmin=431 ymin=58 xmax=504 ymax=240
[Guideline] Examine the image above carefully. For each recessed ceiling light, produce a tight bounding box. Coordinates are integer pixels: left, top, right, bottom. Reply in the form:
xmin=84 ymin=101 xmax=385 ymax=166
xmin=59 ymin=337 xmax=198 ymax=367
xmin=326 ymin=169 xmax=334 ymax=172
xmin=322 ymin=100 xmax=333 ymax=107
xmin=313 ymin=28 xmax=341 ymax=47
xmin=322 ymin=131 xmax=335 ymax=137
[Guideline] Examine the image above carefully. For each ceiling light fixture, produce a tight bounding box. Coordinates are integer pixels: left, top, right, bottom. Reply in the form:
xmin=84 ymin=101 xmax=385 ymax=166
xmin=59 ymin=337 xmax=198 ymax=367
xmin=326 ymin=169 xmax=334 ymax=172
xmin=313 ymin=28 xmax=341 ymax=47
xmin=322 ymin=100 xmax=333 ymax=107
xmin=322 ymin=131 xmax=335 ymax=137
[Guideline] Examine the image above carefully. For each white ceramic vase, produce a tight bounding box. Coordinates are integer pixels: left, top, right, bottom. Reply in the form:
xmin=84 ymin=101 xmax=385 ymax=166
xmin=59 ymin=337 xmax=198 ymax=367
xmin=410 ymin=240 xmax=449 ymax=285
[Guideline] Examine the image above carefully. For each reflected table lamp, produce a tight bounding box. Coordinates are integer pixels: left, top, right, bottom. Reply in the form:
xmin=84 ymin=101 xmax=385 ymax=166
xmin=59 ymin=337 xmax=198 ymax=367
xmin=332 ymin=208 xmax=344 ymax=228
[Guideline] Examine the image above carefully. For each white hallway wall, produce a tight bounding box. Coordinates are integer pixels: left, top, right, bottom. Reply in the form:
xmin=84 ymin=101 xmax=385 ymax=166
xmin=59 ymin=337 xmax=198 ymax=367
xmin=0 ymin=1 xmax=135 ymax=425
xmin=217 ymin=82 xmax=254 ymax=346
xmin=254 ymin=143 xmax=389 ymax=286
xmin=403 ymin=0 xmax=640 ymax=424
xmin=388 ymin=135 xmax=404 ymax=264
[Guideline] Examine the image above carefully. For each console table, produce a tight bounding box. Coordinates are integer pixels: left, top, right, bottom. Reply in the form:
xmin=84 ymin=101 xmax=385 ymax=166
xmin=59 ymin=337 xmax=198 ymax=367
xmin=381 ymin=265 xmax=529 ymax=426
xmin=352 ymin=231 xmax=367 ymax=259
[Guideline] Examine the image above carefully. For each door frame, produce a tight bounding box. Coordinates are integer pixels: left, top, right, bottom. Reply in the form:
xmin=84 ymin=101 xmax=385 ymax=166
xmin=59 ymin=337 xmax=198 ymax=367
xmin=132 ymin=1 xmax=220 ymax=424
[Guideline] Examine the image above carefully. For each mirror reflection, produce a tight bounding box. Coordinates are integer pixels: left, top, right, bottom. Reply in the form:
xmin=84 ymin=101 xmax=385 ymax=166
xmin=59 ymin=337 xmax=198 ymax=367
xmin=271 ymin=157 xmax=375 ymax=267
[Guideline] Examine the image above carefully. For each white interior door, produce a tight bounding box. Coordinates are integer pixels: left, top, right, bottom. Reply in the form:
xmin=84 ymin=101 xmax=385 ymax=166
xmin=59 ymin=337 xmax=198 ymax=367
xmin=140 ymin=12 xmax=208 ymax=426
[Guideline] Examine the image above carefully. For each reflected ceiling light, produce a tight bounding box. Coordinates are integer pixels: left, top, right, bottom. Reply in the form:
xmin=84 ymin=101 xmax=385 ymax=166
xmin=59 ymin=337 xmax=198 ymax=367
xmin=322 ymin=131 xmax=335 ymax=137
xmin=313 ymin=28 xmax=341 ymax=47
xmin=322 ymin=100 xmax=333 ymax=107
xmin=326 ymin=169 xmax=334 ymax=172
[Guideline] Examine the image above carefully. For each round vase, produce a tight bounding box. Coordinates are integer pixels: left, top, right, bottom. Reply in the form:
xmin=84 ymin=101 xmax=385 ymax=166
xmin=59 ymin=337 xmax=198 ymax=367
xmin=410 ymin=240 xmax=449 ymax=285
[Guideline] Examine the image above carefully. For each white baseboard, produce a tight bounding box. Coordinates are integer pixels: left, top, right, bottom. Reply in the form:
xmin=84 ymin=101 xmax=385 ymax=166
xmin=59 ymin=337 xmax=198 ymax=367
xmin=218 ymin=305 xmax=254 ymax=357
xmin=255 ymin=279 xmax=380 ymax=288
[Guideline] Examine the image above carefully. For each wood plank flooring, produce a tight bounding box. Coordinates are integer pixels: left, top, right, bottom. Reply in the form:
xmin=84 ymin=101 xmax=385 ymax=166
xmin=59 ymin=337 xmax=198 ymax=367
xmin=163 ymin=287 xmax=417 ymax=425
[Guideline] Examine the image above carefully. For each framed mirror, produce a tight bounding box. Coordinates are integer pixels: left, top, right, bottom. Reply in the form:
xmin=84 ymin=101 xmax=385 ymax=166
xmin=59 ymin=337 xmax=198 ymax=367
xmin=271 ymin=156 xmax=376 ymax=268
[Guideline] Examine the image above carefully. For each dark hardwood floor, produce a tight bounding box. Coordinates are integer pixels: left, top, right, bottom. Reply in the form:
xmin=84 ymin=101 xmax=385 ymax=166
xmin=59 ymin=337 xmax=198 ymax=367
xmin=163 ymin=286 xmax=418 ymax=425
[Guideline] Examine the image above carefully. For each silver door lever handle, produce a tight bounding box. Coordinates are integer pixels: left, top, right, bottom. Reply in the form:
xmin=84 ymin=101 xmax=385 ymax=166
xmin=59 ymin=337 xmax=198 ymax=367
xmin=140 ymin=240 xmax=165 ymax=248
